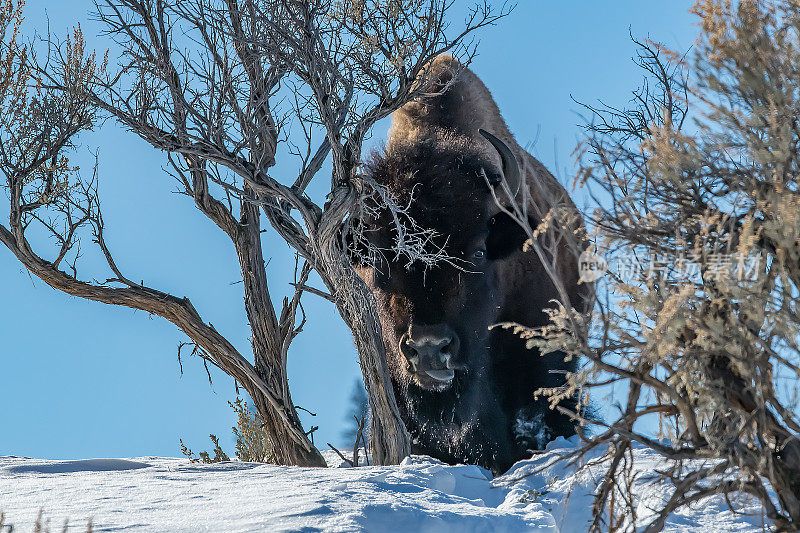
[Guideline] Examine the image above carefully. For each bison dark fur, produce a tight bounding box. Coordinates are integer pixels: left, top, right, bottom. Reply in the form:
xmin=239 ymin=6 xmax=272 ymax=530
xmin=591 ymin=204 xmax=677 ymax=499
xmin=352 ymin=55 xmax=591 ymax=475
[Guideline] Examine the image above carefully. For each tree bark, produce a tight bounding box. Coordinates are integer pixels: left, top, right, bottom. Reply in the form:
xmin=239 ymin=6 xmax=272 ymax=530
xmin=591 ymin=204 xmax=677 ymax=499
xmin=319 ymin=246 xmax=411 ymax=465
xmin=245 ymin=385 xmax=325 ymax=466
xmin=236 ymin=197 xmax=326 ymax=467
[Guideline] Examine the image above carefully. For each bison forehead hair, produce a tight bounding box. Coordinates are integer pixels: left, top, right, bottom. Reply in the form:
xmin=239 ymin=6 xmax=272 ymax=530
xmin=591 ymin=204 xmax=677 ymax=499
xmin=364 ymin=135 xmax=501 ymax=229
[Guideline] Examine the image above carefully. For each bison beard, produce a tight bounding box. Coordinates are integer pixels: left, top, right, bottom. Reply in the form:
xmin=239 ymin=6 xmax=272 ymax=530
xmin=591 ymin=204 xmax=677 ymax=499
xmin=353 ymin=55 xmax=590 ymax=475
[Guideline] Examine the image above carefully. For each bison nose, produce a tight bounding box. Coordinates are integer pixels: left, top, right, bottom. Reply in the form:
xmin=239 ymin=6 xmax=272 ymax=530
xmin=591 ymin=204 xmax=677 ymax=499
xmin=400 ymin=324 xmax=458 ymax=381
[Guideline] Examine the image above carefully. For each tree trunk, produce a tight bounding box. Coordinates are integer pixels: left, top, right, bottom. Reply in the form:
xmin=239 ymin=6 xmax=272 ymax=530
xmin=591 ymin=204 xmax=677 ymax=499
xmin=236 ymin=199 xmax=326 ymax=467
xmin=247 ymin=387 xmax=327 ymax=466
xmin=321 ymin=247 xmax=411 ymax=465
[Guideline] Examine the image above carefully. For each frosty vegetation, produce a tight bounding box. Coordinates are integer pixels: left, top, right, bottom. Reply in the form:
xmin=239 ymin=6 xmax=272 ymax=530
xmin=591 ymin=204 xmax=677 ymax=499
xmin=501 ymin=1 xmax=800 ymax=530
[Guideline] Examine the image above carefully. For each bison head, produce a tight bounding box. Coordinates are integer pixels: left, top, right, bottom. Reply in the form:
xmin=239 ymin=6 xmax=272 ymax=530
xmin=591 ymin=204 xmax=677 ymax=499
xmin=351 ymin=131 xmax=530 ymax=392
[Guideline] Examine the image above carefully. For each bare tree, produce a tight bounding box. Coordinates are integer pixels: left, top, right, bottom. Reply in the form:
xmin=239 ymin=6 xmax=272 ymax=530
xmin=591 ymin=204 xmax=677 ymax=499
xmin=0 ymin=0 xmax=507 ymax=466
xmin=501 ymin=1 xmax=800 ymax=530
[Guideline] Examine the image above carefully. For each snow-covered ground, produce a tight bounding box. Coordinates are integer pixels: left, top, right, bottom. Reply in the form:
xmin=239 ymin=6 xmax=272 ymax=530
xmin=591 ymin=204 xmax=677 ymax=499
xmin=0 ymin=438 xmax=769 ymax=532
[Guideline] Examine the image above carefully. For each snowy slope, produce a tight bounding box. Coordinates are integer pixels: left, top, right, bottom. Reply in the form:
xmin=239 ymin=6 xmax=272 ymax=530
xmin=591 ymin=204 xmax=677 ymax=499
xmin=0 ymin=439 xmax=769 ymax=532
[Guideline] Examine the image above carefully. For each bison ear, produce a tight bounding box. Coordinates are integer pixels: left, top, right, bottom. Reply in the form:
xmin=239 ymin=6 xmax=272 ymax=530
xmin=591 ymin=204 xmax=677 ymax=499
xmin=486 ymin=212 xmax=534 ymax=260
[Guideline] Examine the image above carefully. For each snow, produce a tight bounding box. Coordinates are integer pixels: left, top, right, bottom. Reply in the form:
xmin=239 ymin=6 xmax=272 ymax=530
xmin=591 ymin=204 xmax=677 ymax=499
xmin=0 ymin=439 xmax=770 ymax=532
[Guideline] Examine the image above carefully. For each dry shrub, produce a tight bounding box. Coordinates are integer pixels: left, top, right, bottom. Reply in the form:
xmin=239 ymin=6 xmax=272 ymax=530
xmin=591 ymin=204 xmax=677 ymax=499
xmin=180 ymin=398 xmax=274 ymax=463
xmin=507 ymin=1 xmax=800 ymax=530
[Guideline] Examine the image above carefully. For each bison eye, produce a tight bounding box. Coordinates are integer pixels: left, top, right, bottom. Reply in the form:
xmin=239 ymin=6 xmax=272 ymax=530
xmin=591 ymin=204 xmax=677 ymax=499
xmin=470 ymin=248 xmax=487 ymax=262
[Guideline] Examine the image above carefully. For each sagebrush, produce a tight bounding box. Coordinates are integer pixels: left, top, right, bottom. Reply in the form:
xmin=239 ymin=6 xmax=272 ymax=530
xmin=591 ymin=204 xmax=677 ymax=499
xmin=511 ymin=1 xmax=800 ymax=530
xmin=181 ymin=398 xmax=276 ymax=463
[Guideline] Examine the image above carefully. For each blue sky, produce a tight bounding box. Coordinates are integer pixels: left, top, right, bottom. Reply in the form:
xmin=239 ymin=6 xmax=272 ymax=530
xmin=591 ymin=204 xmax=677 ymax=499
xmin=2 ymin=1 xmax=697 ymax=459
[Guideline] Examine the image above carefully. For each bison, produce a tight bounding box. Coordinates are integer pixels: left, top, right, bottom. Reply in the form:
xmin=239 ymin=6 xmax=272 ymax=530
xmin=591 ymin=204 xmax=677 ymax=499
xmin=351 ymin=55 xmax=590 ymax=475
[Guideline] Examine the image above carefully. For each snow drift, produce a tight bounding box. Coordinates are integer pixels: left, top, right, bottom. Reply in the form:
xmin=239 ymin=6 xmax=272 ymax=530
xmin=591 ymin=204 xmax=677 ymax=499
xmin=0 ymin=438 xmax=768 ymax=532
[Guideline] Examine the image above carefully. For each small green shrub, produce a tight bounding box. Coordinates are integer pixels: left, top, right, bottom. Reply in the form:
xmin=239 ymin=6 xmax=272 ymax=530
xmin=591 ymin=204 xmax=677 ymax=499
xmin=230 ymin=398 xmax=274 ymax=463
xmin=180 ymin=434 xmax=229 ymax=464
xmin=180 ymin=398 xmax=273 ymax=463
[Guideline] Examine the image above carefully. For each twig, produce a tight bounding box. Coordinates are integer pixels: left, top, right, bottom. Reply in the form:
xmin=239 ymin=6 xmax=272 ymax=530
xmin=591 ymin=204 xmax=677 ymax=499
xmin=327 ymin=442 xmax=354 ymax=467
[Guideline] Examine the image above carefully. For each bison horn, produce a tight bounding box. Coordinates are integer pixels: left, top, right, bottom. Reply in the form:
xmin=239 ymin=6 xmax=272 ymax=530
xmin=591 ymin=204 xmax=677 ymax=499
xmin=479 ymin=129 xmax=521 ymax=196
